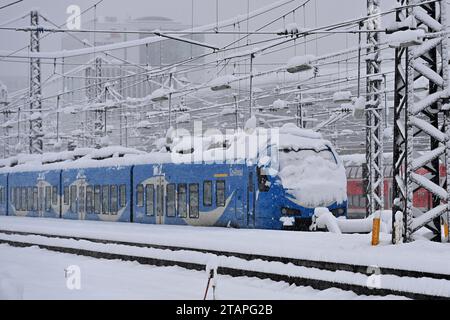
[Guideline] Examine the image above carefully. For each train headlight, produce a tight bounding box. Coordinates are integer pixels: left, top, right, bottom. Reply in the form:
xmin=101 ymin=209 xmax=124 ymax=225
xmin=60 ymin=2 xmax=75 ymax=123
xmin=281 ymin=207 xmax=301 ymax=215
xmin=331 ymin=208 xmax=346 ymax=217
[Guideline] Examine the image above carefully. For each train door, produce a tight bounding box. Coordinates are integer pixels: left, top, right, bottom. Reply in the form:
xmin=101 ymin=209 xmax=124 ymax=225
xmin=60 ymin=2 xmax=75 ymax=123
xmin=38 ymin=186 xmax=44 ymax=216
xmin=155 ymin=176 xmax=164 ymax=224
xmin=247 ymin=170 xmax=255 ymax=227
xmin=78 ymin=185 xmax=85 ymax=219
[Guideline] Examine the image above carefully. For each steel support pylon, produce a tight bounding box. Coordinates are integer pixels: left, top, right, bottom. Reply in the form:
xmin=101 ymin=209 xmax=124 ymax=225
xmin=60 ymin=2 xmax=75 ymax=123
xmin=392 ymin=0 xmax=450 ymax=243
xmin=94 ymin=57 xmax=104 ymax=136
xmin=29 ymin=10 xmax=43 ymax=154
xmin=366 ymin=0 xmax=384 ymax=218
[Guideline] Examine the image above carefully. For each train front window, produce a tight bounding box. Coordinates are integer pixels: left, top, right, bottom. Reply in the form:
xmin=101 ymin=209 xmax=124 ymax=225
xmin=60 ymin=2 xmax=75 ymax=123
xmin=279 ymin=147 xmax=337 ymax=169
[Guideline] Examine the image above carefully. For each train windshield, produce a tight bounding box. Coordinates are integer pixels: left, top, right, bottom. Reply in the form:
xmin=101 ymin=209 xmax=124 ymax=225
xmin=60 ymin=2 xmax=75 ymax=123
xmin=279 ymin=147 xmax=338 ymax=168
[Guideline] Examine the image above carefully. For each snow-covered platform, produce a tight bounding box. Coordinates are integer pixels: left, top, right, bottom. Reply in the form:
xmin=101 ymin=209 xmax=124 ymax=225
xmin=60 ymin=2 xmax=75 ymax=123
xmin=0 ymin=216 xmax=449 ymax=276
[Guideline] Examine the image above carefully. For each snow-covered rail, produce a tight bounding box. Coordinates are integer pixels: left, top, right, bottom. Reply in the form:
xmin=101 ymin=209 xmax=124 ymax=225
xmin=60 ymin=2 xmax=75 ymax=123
xmin=0 ymin=230 xmax=449 ymax=300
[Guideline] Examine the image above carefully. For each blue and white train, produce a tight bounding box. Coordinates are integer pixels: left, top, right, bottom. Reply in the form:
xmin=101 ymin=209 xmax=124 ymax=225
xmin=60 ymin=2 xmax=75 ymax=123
xmin=0 ymin=124 xmax=347 ymax=231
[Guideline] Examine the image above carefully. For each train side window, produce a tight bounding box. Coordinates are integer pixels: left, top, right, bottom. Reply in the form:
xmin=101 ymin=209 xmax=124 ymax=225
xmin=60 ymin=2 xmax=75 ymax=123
xmin=27 ymin=187 xmax=33 ymax=211
xmin=79 ymin=186 xmax=85 ymax=213
xmin=94 ymin=185 xmax=101 ymax=214
xmin=102 ymin=185 xmax=109 ymax=214
xmin=70 ymin=185 xmax=77 ymax=213
xmin=119 ymin=184 xmax=126 ymax=208
xmin=15 ymin=187 xmax=19 ymax=208
xmin=39 ymin=186 xmax=44 ymax=211
xmin=166 ymin=184 xmax=176 ymax=217
xmin=136 ymin=184 xmax=144 ymax=207
xmin=248 ymin=172 xmax=254 ymax=192
xmin=17 ymin=188 xmax=20 ymax=210
xmin=45 ymin=186 xmax=51 ymax=211
xmin=86 ymin=186 xmax=93 ymax=213
xmin=16 ymin=187 xmax=20 ymax=210
xmin=0 ymin=187 xmax=3 ymax=204
xmin=203 ymin=181 xmax=212 ymax=207
xmin=145 ymin=184 xmax=154 ymax=216
xmin=15 ymin=187 xmax=19 ymax=209
xmin=10 ymin=187 xmax=14 ymax=206
xmin=156 ymin=185 xmax=164 ymax=217
xmin=216 ymin=180 xmax=226 ymax=207
xmin=177 ymin=184 xmax=187 ymax=218
xmin=52 ymin=186 xmax=58 ymax=206
xmin=360 ymin=195 xmax=366 ymax=208
xmin=63 ymin=186 xmax=69 ymax=205
xmin=189 ymin=183 xmax=199 ymax=218
xmin=110 ymin=185 xmax=118 ymax=215
xmin=257 ymin=167 xmax=270 ymax=192
xmin=32 ymin=187 xmax=38 ymax=211
xmin=17 ymin=188 xmax=21 ymax=210
xmin=22 ymin=187 xmax=27 ymax=211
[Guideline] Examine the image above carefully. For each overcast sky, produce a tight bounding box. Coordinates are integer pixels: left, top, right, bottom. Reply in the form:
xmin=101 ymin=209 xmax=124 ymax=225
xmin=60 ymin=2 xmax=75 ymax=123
xmin=0 ymin=0 xmax=401 ymax=80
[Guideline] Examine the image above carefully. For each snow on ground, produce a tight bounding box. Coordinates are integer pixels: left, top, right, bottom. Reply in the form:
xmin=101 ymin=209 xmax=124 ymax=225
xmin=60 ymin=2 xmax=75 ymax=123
xmin=0 ymin=216 xmax=449 ymax=276
xmin=0 ymin=244 xmax=400 ymax=300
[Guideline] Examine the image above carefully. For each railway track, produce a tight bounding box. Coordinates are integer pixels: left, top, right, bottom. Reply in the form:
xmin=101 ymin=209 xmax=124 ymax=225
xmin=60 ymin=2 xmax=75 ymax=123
xmin=0 ymin=229 xmax=448 ymax=300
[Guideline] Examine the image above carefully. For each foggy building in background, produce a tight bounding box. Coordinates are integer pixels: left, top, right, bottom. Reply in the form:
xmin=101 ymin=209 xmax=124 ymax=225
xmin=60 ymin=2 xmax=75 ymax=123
xmin=60 ymin=15 xmax=205 ymax=101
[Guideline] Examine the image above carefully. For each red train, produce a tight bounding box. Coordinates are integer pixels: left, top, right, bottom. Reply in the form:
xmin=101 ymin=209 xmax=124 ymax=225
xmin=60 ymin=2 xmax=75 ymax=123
xmin=346 ymin=164 xmax=445 ymax=219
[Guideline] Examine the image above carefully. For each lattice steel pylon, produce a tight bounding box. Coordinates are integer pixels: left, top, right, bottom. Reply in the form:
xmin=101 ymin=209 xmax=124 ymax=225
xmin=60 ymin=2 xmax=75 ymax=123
xmin=366 ymin=0 xmax=384 ymax=218
xmin=392 ymin=0 xmax=450 ymax=243
xmin=29 ymin=10 xmax=43 ymax=154
xmin=94 ymin=57 xmax=104 ymax=136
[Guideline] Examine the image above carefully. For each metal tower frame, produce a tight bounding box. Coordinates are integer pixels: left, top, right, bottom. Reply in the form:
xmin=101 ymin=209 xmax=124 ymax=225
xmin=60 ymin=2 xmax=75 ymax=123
xmin=29 ymin=10 xmax=43 ymax=154
xmin=94 ymin=56 xmax=104 ymax=137
xmin=392 ymin=0 xmax=449 ymax=242
xmin=366 ymin=0 xmax=384 ymax=218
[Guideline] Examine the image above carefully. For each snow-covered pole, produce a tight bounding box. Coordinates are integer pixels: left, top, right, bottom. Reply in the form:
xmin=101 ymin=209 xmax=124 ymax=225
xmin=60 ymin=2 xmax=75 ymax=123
xmin=296 ymin=93 xmax=303 ymax=128
xmin=249 ymin=53 xmax=254 ymax=119
xmin=29 ymin=10 xmax=43 ymax=154
xmin=404 ymin=37 xmax=415 ymax=242
xmin=94 ymin=57 xmax=103 ymax=148
xmin=233 ymin=94 xmax=238 ymax=130
xmin=392 ymin=0 xmax=449 ymax=243
xmin=168 ymin=72 xmax=173 ymax=128
xmin=366 ymin=0 xmax=384 ymax=245
xmin=442 ymin=0 xmax=450 ymax=243
xmin=56 ymin=95 xmax=60 ymax=144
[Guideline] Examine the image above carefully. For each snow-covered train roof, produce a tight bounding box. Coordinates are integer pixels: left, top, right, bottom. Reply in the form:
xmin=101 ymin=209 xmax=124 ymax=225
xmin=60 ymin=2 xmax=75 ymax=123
xmin=0 ymin=124 xmax=335 ymax=174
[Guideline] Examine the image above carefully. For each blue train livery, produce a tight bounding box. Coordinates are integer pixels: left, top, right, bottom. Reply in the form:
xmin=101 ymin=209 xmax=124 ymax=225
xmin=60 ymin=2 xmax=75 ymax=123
xmin=0 ymin=124 xmax=348 ymax=231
